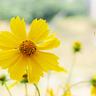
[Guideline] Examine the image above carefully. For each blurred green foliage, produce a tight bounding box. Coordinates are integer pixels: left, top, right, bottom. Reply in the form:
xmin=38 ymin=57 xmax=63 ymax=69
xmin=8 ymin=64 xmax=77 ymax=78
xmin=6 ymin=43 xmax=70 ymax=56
xmin=62 ymin=0 xmax=88 ymax=17
xmin=0 ymin=0 xmax=88 ymax=23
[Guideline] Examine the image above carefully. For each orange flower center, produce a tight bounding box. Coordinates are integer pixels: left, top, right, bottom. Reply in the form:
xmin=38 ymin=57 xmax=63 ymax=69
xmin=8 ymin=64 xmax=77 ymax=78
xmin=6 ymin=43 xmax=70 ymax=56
xmin=19 ymin=40 xmax=36 ymax=56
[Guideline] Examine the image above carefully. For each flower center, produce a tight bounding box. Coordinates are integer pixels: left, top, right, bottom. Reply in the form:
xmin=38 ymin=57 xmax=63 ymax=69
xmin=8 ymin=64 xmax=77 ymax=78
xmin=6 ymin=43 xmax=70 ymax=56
xmin=19 ymin=40 xmax=36 ymax=56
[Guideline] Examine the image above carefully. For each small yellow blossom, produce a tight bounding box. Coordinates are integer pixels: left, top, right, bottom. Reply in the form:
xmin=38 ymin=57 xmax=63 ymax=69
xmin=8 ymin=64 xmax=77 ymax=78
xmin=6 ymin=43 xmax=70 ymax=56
xmin=0 ymin=16 xmax=66 ymax=83
xmin=91 ymin=75 xmax=96 ymax=96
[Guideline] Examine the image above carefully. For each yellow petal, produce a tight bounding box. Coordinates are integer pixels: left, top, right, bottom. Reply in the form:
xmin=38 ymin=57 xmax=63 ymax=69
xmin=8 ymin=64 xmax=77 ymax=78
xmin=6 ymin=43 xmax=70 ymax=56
xmin=28 ymin=19 xmax=49 ymax=43
xmin=63 ymin=84 xmax=72 ymax=96
xmin=8 ymin=56 xmax=27 ymax=81
xmin=46 ymin=88 xmax=54 ymax=96
xmin=0 ymin=49 xmax=20 ymax=69
xmin=37 ymin=34 xmax=60 ymax=50
xmin=10 ymin=16 xmax=26 ymax=42
xmin=33 ymin=51 xmax=66 ymax=72
xmin=91 ymin=86 xmax=96 ymax=96
xmin=27 ymin=58 xmax=43 ymax=83
xmin=0 ymin=31 xmax=20 ymax=49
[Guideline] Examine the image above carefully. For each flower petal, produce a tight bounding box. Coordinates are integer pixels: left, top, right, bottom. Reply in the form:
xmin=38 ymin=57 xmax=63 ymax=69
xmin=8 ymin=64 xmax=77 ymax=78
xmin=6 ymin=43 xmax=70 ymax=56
xmin=33 ymin=51 xmax=66 ymax=72
xmin=10 ymin=16 xmax=26 ymax=42
xmin=28 ymin=19 xmax=49 ymax=43
xmin=27 ymin=58 xmax=43 ymax=83
xmin=63 ymin=84 xmax=72 ymax=96
xmin=8 ymin=56 xmax=27 ymax=81
xmin=0 ymin=49 xmax=20 ymax=69
xmin=91 ymin=86 xmax=96 ymax=95
xmin=0 ymin=31 xmax=20 ymax=49
xmin=37 ymin=34 xmax=60 ymax=50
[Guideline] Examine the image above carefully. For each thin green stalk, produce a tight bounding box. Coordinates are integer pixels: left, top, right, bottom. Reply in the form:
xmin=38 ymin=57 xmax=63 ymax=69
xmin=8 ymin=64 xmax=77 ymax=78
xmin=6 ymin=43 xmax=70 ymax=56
xmin=63 ymin=53 xmax=77 ymax=94
xmin=71 ymin=80 xmax=89 ymax=87
xmin=5 ymin=83 xmax=13 ymax=96
xmin=66 ymin=53 xmax=76 ymax=84
xmin=25 ymin=83 xmax=28 ymax=96
xmin=64 ymin=80 xmax=89 ymax=92
xmin=34 ymin=84 xmax=40 ymax=96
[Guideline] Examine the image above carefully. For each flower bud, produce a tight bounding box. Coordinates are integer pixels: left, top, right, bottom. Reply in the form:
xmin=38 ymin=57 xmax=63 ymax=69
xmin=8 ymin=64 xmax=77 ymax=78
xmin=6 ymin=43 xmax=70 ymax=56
xmin=73 ymin=41 xmax=81 ymax=53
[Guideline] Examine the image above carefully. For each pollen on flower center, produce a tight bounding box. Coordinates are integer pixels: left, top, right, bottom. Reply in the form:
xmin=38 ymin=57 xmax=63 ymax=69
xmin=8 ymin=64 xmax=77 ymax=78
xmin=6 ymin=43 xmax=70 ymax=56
xmin=19 ymin=40 xmax=36 ymax=56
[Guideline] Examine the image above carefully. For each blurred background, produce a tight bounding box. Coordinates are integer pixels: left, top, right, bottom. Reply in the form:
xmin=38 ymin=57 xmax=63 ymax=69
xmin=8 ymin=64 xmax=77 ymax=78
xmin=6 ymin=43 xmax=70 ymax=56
xmin=0 ymin=0 xmax=89 ymax=22
xmin=0 ymin=0 xmax=96 ymax=96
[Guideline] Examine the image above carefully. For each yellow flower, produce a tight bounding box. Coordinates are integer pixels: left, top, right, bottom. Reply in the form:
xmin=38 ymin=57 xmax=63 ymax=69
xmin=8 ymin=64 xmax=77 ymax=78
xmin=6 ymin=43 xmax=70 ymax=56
xmin=0 ymin=16 xmax=66 ymax=83
xmin=91 ymin=75 xmax=96 ymax=96
xmin=63 ymin=84 xmax=72 ymax=96
xmin=91 ymin=86 xmax=96 ymax=96
xmin=46 ymin=88 xmax=54 ymax=96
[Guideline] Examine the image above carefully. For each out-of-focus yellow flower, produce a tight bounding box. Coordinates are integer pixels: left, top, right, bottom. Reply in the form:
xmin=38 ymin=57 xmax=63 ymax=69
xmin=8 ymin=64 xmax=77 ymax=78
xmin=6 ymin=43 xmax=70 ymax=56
xmin=73 ymin=41 xmax=81 ymax=53
xmin=0 ymin=16 xmax=66 ymax=83
xmin=91 ymin=75 xmax=96 ymax=96
xmin=46 ymin=88 xmax=54 ymax=96
xmin=91 ymin=86 xmax=96 ymax=96
xmin=63 ymin=84 xmax=72 ymax=96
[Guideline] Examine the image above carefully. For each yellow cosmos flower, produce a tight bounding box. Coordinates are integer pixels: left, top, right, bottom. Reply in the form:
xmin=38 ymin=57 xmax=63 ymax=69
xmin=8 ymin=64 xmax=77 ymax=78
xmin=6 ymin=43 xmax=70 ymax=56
xmin=0 ymin=16 xmax=65 ymax=83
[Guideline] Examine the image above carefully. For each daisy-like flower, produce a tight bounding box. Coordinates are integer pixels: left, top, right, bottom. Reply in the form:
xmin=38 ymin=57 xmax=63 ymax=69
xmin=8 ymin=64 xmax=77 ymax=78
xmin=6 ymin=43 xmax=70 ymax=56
xmin=0 ymin=16 xmax=65 ymax=83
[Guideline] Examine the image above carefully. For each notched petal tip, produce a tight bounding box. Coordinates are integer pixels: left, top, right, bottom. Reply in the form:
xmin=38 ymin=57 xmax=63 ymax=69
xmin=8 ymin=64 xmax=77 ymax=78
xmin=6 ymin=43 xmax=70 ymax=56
xmin=31 ymin=18 xmax=47 ymax=25
xmin=10 ymin=17 xmax=15 ymax=23
xmin=34 ymin=18 xmax=46 ymax=21
xmin=10 ymin=16 xmax=25 ymax=23
xmin=55 ymin=38 xmax=61 ymax=47
xmin=56 ymin=66 xmax=67 ymax=73
xmin=10 ymin=16 xmax=26 ymax=41
xmin=28 ymin=18 xmax=49 ymax=42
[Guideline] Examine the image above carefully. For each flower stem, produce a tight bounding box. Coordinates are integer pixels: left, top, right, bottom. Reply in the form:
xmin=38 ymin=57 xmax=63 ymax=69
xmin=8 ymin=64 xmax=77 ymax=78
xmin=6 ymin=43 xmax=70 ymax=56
xmin=25 ymin=83 xmax=28 ymax=96
xmin=71 ymin=80 xmax=89 ymax=87
xmin=34 ymin=84 xmax=40 ymax=96
xmin=66 ymin=53 xmax=76 ymax=84
xmin=64 ymin=80 xmax=89 ymax=92
xmin=5 ymin=83 xmax=13 ymax=96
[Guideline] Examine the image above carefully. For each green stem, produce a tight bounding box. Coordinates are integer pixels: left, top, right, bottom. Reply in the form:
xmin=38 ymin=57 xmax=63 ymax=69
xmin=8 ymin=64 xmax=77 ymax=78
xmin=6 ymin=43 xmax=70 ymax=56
xmin=66 ymin=53 xmax=76 ymax=84
xmin=34 ymin=84 xmax=40 ymax=96
xmin=71 ymin=80 xmax=89 ymax=87
xmin=25 ymin=83 xmax=28 ymax=96
xmin=5 ymin=83 xmax=13 ymax=96
xmin=64 ymin=80 xmax=89 ymax=92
